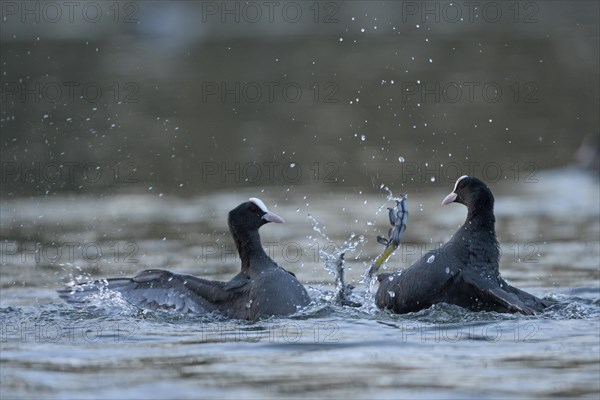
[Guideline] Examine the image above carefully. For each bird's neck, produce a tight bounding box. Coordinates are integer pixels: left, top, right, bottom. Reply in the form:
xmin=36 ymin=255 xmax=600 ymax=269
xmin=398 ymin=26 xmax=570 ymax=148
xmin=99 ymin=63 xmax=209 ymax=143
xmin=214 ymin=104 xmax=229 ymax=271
xmin=465 ymin=197 xmax=496 ymax=232
xmin=465 ymin=209 xmax=496 ymax=232
xmin=458 ymin=216 xmax=498 ymax=245
xmin=452 ymin=202 xmax=500 ymax=272
xmin=232 ymin=229 xmax=271 ymax=271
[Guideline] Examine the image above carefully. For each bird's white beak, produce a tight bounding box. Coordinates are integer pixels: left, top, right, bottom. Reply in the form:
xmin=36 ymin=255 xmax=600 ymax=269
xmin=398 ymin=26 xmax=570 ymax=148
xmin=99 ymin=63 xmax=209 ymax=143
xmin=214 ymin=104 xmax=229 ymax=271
xmin=262 ymin=211 xmax=285 ymax=224
xmin=441 ymin=192 xmax=457 ymax=206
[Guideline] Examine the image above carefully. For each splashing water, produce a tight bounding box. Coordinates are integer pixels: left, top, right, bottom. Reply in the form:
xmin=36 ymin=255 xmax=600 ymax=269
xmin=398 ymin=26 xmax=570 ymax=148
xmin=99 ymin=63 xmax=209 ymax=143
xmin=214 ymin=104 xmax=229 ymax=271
xmin=360 ymin=184 xmax=408 ymax=310
xmin=307 ymin=214 xmax=365 ymax=304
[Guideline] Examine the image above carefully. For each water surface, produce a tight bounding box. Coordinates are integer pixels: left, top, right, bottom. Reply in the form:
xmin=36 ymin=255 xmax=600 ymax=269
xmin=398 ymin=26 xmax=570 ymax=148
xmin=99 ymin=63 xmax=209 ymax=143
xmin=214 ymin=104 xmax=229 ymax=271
xmin=1 ymin=168 xmax=599 ymax=399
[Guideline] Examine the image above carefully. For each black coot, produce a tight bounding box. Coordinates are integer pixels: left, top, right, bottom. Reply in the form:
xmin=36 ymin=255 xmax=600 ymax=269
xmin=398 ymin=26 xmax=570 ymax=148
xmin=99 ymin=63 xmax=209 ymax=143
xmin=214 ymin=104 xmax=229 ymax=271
xmin=376 ymin=176 xmax=548 ymax=315
xmin=59 ymin=198 xmax=311 ymax=320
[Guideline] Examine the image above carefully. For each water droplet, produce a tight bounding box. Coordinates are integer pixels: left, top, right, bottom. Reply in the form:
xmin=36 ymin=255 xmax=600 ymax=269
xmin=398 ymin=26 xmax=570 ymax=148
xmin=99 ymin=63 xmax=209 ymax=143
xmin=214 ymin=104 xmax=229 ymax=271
xmin=387 ymin=291 xmax=396 ymax=298
xmin=398 ymin=156 xmax=405 ymax=163
xmin=427 ymin=255 xmax=435 ymax=263
xmin=445 ymin=267 xmax=450 ymax=274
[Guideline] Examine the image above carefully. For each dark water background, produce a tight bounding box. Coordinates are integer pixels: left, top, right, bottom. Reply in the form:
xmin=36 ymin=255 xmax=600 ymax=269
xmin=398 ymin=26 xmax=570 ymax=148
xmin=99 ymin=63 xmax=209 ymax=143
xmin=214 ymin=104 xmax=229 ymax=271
xmin=1 ymin=1 xmax=599 ymax=399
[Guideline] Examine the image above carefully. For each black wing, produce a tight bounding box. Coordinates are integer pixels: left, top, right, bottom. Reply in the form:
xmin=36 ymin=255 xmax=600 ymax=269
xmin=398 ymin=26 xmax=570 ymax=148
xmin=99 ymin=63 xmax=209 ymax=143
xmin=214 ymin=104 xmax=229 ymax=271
xmin=460 ymin=273 xmax=541 ymax=315
xmin=58 ymin=269 xmax=240 ymax=314
xmin=499 ymin=277 xmax=549 ymax=311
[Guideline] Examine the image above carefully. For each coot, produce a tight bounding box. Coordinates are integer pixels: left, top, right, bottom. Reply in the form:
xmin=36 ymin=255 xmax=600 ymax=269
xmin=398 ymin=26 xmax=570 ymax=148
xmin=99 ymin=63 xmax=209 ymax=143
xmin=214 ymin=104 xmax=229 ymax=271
xmin=375 ymin=176 xmax=548 ymax=315
xmin=58 ymin=198 xmax=311 ymax=320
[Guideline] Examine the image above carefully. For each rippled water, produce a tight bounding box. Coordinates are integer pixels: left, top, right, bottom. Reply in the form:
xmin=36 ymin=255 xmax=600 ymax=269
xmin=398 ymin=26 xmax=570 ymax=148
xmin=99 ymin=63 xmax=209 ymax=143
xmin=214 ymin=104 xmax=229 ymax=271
xmin=2 ymin=1 xmax=598 ymax=397
xmin=1 ymin=168 xmax=599 ymax=399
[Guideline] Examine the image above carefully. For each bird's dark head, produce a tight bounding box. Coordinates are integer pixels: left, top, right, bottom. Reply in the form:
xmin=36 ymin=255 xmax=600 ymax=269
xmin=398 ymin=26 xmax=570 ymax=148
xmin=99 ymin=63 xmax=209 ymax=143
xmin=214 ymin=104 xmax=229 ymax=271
xmin=441 ymin=176 xmax=494 ymax=210
xmin=228 ymin=197 xmax=284 ymax=235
